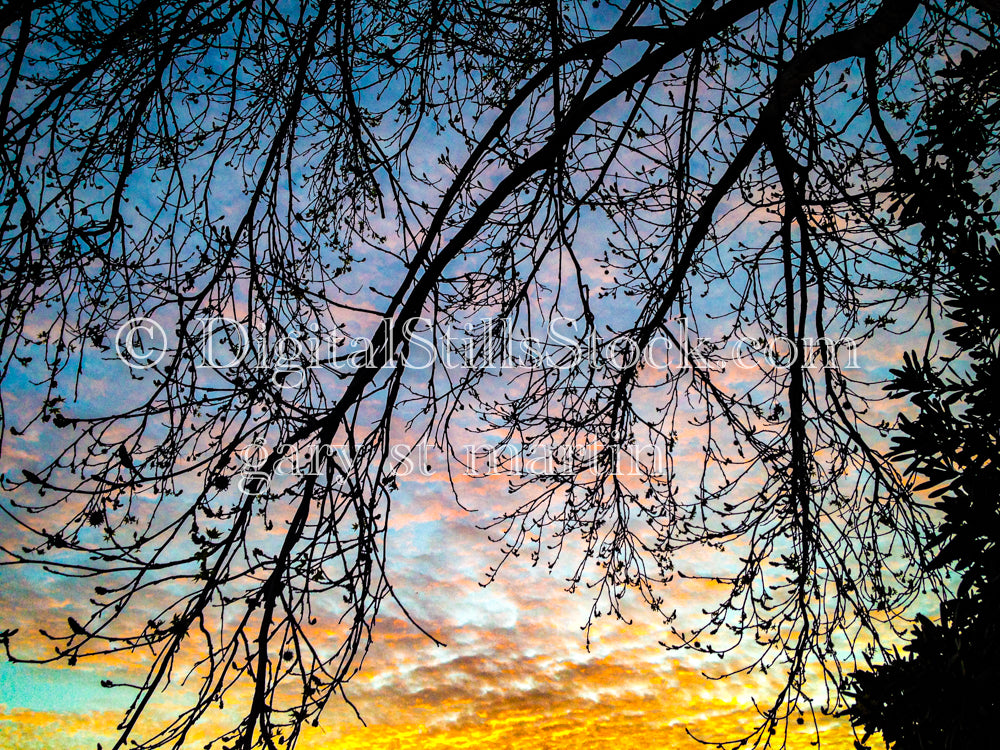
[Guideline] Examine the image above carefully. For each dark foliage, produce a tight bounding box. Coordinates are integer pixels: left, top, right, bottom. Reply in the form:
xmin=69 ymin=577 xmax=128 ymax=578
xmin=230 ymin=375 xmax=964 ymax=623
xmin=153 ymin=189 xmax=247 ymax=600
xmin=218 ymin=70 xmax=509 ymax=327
xmin=844 ymin=43 xmax=1000 ymax=750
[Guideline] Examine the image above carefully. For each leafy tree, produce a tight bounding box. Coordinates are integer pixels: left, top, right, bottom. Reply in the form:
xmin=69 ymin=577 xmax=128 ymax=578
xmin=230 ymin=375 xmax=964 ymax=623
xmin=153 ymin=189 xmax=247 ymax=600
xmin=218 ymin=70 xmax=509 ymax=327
xmin=0 ymin=2 xmax=996 ymax=749
xmin=844 ymin=41 xmax=1000 ymax=749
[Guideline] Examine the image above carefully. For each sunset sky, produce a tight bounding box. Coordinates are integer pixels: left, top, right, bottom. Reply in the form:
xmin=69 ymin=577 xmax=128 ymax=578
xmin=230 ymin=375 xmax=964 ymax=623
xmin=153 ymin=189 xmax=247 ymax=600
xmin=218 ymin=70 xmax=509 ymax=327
xmin=0 ymin=382 xmax=903 ymax=750
xmin=0 ymin=465 xmax=866 ymax=749
xmin=4 ymin=1 xmax=985 ymax=748
xmin=0 ymin=300 xmax=909 ymax=750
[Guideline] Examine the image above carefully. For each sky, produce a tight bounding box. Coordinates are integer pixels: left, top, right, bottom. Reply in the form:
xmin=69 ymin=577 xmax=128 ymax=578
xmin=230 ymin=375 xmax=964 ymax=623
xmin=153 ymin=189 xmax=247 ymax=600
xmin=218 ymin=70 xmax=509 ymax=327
xmin=0 ymin=466 xmax=865 ymax=749
xmin=0 ymin=341 xmax=886 ymax=748
xmin=3 ymin=1 xmax=983 ymax=748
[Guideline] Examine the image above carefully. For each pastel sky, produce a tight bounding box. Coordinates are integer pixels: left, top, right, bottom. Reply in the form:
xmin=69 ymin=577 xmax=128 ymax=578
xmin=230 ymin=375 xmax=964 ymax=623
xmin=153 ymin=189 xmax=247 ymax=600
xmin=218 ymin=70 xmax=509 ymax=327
xmin=0 ymin=465 xmax=865 ymax=749
xmin=4 ymin=2 xmax=982 ymax=748
xmin=0 ymin=360 xmax=910 ymax=749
